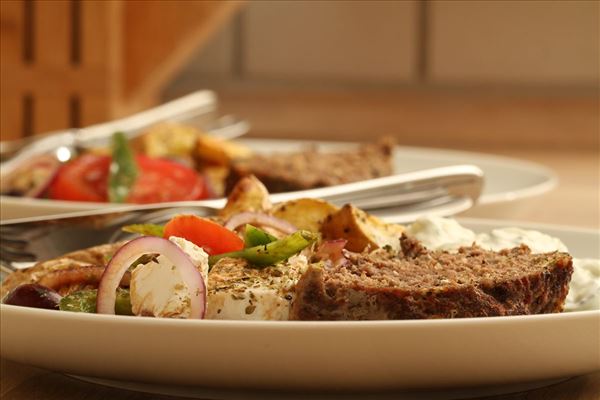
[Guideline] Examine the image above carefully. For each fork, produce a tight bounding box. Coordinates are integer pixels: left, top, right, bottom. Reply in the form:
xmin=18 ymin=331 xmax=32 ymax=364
xmin=0 ymin=165 xmax=484 ymax=269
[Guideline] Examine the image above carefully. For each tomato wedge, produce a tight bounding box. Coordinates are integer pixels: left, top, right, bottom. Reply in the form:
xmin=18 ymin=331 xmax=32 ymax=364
xmin=163 ymin=215 xmax=244 ymax=255
xmin=127 ymin=156 xmax=205 ymax=203
xmin=48 ymin=154 xmax=110 ymax=202
xmin=48 ymin=154 xmax=207 ymax=203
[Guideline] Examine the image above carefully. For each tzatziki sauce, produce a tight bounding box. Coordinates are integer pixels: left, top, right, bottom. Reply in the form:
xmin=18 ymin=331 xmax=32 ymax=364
xmin=405 ymin=217 xmax=599 ymax=312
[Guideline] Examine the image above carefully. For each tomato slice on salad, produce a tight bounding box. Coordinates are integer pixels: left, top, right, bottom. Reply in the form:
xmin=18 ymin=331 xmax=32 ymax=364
xmin=127 ymin=156 xmax=206 ymax=203
xmin=163 ymin=215 xmax=244 ymax=255
xmin=48 ymin=154 xmax=110 ymax=202
xmin=48 ymin=154 xmax=207 ymax=203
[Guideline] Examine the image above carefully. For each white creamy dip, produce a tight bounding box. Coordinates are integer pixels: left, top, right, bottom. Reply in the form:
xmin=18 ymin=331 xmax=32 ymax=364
xmin=406 ymin=216 xmax=600 ymax=312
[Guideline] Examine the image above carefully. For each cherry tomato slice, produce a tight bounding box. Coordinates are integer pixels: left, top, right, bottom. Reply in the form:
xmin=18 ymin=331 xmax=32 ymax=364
xmin=48 ymin=154 xmax=207 ymax=203
xmin=127 ymin=156 xmax=205 ymax=204
xmin=163 ymin=215 xmax=244 ymax=255
xmin=48 ymin=154 xmax=110 ymax=202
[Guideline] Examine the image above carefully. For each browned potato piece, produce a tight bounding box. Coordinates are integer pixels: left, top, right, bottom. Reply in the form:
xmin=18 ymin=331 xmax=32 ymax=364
xmin=139 ymin=123 xmax=198 ymax=160
xmin=320 ymin=204 xmax=404 ymax=252
xmin=271 ymin=199 xmax=339 ymax=232
xmin=196 ymin=134 xmax=253 ymax=167
xmin=219 ymin=175 xmax=272 ymax=219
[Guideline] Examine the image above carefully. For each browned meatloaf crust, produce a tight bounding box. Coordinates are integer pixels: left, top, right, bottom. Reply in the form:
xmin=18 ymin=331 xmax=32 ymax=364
xmin=291 ymin=236 xmax=573 ymax=320
xmin=225 ymin=139 xmax=394 ymax=194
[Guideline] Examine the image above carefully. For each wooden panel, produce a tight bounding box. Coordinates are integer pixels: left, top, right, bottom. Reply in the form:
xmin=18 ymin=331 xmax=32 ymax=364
xmin=0 ymin=0 xmax=24 ymax=140
xmin=243 ymin=0 xmax=418 ymax=82
xmin=35 ymin=0 xmax=70 ymax=69
xmin=429 ymin=0 xmax=600 ymax=84
xmin=1 ymin=0 xmax=239 ymax=140
xmin=123 ymin=0 xmax=242 ymax=110
xmin=0 ymin=0 xmax=22 ymax=66
xmin=34 ymin=95 xmax=70 ymax=134
xmin=34 ymin=0 xmax=71 ymax=133
xmin=80 ymin=0 xmax=122 ymax=125
xmin=184 ymin=86 xmax=600 ymax=151
xmin=165 ymin=23 xmax=236 ymax=96
xmin=0 ymin=94 xmax=22 ymax=141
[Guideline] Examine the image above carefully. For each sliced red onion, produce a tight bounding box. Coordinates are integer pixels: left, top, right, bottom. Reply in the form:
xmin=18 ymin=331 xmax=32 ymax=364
xmin=315 ymin=239 xmax=348 ymax=267
xmin=96 ymin=237 xmax=206 ymax=318
xmin=225 ymin=212 xmax=297 ymax=234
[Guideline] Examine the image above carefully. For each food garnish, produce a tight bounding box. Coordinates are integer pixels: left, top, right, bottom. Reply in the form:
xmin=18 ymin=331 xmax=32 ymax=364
xmin=224 ymin=212 xmax=297 ymax=234
xmin=108 ymin=132 xmax=139 ymax=203
xmin=163 ymin=215 xmax=244 ymax=256
xmin=47 ymin=132 xmax=207 ymax=203
xmin=96 ymin=237 xmax=206 ymax=318
xmin=208 ymin=230 xmax=317 ymax=268
xmin=313 ymin=239 xmax=348 ymax=267
xmin=243 ymin=224 xmax=278 ymax=248
xmin=122 ymin=224 xmax=165 ymax=237
xmin=60 ymin=288 xmax=133 ymax=315
xmin=3 ymin=284 xmax=62 ymax=310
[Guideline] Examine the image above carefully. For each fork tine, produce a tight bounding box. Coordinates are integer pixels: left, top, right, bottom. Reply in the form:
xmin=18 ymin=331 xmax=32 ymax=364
xmin=0 ymin=246 xmax=37 ymax=263
xmin=0 ymin=236 xmax=28 ymax=248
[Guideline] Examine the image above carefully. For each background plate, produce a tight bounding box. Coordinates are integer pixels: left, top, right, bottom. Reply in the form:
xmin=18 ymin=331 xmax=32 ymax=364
xmin=0 ymin=140 xmax=555 ymax=219
xmin=1 ymin=218 xmax=597 ymax=392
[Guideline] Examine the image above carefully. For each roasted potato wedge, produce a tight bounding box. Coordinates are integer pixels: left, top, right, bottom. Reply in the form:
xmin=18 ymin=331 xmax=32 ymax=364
xmin=196 ymin=134 xmax=253 ymax=167
xmin=219 ymin=175 xmax=272 ymax=219
xmin=320 ymin=204 xmax=404 ymax=252
xmin=271 ymin=198 xmax=339 ymax=232
xmin=139 ymin=123 xmax=198 ymax=160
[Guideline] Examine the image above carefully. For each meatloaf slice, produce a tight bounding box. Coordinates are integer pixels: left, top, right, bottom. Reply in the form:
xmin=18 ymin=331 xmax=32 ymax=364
xmin=225 ymin=139 xmax=394 ymax=194
xmin=291 ymin=236 xmax=573 ymax=320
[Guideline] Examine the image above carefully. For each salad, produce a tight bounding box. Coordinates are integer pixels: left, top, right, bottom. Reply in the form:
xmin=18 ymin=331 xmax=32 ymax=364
xmin=0 ymin=125 xmax=251 ymax=202
xmin=1 ymin=123 xmax=395 ymax=203
xmin=1 ymin=175 xmax=401 ymax=319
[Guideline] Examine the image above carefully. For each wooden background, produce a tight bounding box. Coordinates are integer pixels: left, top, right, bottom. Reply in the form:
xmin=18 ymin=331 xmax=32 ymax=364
xmin=164 ymin=0 xmax=599 ymax=152
xmin=0 ymin=0 xmax=242 ymax=140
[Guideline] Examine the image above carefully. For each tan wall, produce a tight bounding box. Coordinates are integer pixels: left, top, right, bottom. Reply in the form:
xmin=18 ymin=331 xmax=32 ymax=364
xmin=166 ymin=0 xmax=599 ymax=93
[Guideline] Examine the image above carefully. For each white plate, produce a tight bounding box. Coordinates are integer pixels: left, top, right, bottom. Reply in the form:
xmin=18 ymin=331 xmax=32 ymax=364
xmin=1 ymin=218 xmax=597 ymax=392
xmin=0 ymin=140 xmax=556 ymax=219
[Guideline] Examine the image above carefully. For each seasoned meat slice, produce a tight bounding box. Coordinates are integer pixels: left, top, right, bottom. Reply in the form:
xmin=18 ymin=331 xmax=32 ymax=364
xmin=291 ymin=236 xmax=573 ymax=320
xmin=225 ymin=139 xmax=394 ymax=194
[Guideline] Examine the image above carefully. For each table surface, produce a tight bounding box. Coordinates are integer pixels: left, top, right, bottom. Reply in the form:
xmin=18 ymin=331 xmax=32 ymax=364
xmin=1 ymin=148 xmax=598 ymax=399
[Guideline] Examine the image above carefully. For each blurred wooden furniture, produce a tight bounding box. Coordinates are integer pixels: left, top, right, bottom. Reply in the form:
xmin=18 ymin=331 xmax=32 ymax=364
xmin=0 ymin=0 xmax=242 ymax=141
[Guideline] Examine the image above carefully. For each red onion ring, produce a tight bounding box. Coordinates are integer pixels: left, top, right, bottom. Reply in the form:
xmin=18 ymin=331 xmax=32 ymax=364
xmin=225 ymin=212 xmax=297 ymax=234
xmin=96 ymin=237 xmax=206 ymax=318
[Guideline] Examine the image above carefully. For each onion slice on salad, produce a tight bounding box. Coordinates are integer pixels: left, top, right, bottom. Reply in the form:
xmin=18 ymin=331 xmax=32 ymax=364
xmin=96 ymin=237 xmax=206 ymax=318
xmin=315 ymin=239 xmax=348 ymax=268
xmin=225 ymin=212 xmax=297 ymax=235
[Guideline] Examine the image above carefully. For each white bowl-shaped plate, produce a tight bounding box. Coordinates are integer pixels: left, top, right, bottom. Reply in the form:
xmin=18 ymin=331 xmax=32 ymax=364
xmin=0 ymin=139 xmax=556 ymax=219
xmin=1 ymin=218 xmax=597 ymax=392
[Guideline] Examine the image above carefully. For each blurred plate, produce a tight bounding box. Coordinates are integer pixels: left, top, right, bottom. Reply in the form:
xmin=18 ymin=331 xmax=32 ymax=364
xmin=0 ymin=139 xmax=556 ymax=220
xmin=0 ymin=219 xmax=597 ymax=393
